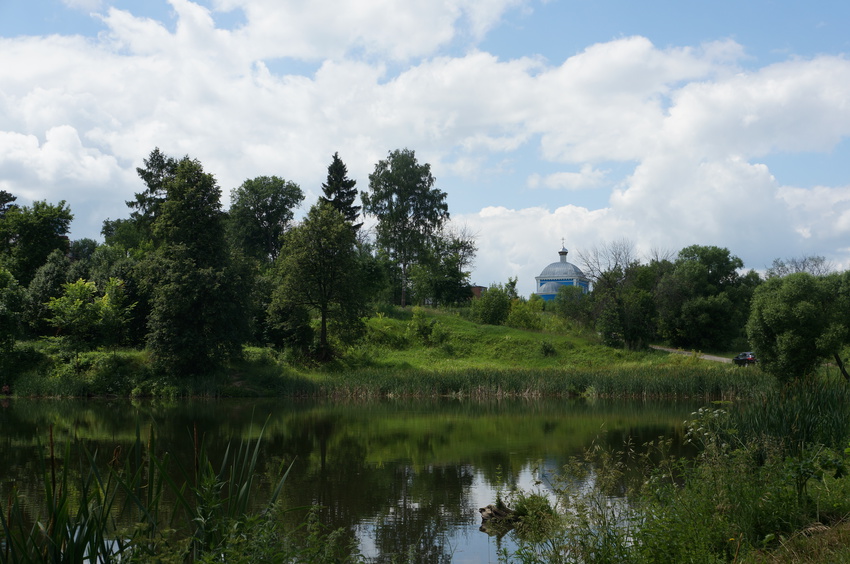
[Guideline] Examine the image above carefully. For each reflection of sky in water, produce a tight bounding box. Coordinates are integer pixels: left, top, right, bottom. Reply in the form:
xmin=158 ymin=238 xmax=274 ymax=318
xmin=357 ymin=458 xmax=634 ymax=563
xmin=1 ymin=397 xmax=693 ymax=562
xmin=357 ymin=463 xmax=564 ymax=563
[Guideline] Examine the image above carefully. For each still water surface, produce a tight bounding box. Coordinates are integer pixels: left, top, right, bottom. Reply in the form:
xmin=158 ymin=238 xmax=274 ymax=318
xmin=0 ymin=397 xmax=700 ymax=562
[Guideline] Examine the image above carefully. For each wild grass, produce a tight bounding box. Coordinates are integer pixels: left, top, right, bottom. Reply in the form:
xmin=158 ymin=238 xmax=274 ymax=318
xmin=7 ymin=306 xmax=771 ymax=400
xmin=495 ymin=374 xmax=850 ymax=564
xmin=0 ymin=420 xmax=361 ymax=563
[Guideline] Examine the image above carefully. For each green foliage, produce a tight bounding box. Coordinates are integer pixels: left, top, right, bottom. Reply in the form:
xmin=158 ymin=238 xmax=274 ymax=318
xmin=127 ymin=146 xmax=178 ymax=241
xmin=471 ymin=283 xmax=512 ymax=325
xmin=11 ymin=349 xmax=149 ymax=397
xmin=729 ymin=376 xmax=850 ymax=460
xmin=227 ymin=175 xmax=304 ymax=262
xmin=38 ymin=276 xmax=135 ymax=374
xmin=101 ymin=216 xmax=149 ymax=251
xmin=320 ymin=151 xmax=362 ymax=231
xmin=144 ymin=156 xmax=248 ymax=376
xmin=500 ymin=382 xmax=850 ymax=564
xmin=271 ymin=202 xmax=368 ymax=360
xmin=46 ymin=278 xmax=101 ymax=353
xmin=44 ymin=277 xmax=135 ymax=354
xmin=0 ymin=188 xmax=16 ymax=217
xmin=409 ymin=227 xmax=476 ymax=306
xmin=0 ymin=199 xmax=73 ymax=286
xmin=552 ymin=284 xmax=589 ymax=324
xmin=266 ymin=299 xmax=314 ymax=352
xmin=363 ymin=148 xmax=449 ymax=306
xmin=23 ymin=248 xmax=70 ymax=336
xmin=655 ymin=245 xmax=755 ymax=351
xmin=588 ymin=256 xmax=668 ymax=350
xmin=747 ymin=271 xmax=850 ymax=382
xmin=507 ymin=297 xmax=543 ymax=330
xmin=145 ymin=248 xmax=248 ymax=377
xmin=154 ymin=157 xmax=227 ymax=265
xmin=0 ymin=267 xmax=24 ymax=354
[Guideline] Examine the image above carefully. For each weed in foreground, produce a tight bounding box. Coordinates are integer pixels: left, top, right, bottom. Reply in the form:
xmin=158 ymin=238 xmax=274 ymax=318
xmin=0 ymin=420 xmax=362 ymax=563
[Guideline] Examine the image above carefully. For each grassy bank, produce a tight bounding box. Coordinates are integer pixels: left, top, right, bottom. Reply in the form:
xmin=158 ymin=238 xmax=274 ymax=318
xmin=3 ymin=307 xmax=770 ymax=400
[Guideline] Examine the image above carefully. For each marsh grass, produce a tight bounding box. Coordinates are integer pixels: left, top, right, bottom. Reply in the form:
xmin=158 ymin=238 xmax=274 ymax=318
xmin=0 ymin=419 xmax=360 ymax=563
xmin=498 ymin=376 xmax=850 ymax=564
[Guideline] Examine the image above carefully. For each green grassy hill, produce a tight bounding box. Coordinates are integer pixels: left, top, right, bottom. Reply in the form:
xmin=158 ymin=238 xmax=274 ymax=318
xmin=7 ymin=306 xmax=763 ymax=399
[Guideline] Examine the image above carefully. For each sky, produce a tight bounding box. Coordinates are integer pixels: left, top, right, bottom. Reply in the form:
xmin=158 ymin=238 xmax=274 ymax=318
xmin=2 ymin=0 xmax=850 ymax=295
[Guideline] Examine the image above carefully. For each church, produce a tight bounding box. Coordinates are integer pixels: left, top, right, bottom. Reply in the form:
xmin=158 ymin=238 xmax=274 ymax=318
xmin=534 ymin=244 xmax=590 ymax=301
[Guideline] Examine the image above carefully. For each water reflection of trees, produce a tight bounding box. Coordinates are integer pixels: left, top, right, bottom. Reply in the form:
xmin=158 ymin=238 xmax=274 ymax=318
xmin=1 ymin=397 xmax=698 ymax=562
xmin=264 ymin=414 xmax=474 ymax=563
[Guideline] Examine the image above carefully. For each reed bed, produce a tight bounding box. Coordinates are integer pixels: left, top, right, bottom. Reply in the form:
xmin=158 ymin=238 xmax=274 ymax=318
xmin=497 ymin=373 xmax=850 ymax=564
xmin=295 ymin=364 xmax=771 ymax=401
xmin=0 ymin=420 xmax=356 ymax=563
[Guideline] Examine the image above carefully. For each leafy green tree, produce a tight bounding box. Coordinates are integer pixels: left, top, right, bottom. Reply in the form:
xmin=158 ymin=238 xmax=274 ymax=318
xmin=655 ymin=245 xmax=753 ymax=350
xmin=101 ymin=217 xmax=149 ymax=253
xmin=270 ymin=202 xmax=367 ymax=360
xmin=320 ymin=152 xmax=362 ymax=232
xmin=0 ymin=200 xmax=73 ymax=286
xmin=227 ymin=176 xmax=303 ymax=262
xmin=98 ymin=278 xmax=136 ymax=350
xmin=45 ymin=277 xmax=136 ymax=355
xmin=747 ymin=272 xmax=850 ymax=382
xmin=409 ymin=227 xmax=476 ymax=306
xmin=86 ymin=244 xmax=148 ymax=345
xmin=507 ymin=297 xmax=543 ymax=330
xmin=362 ymin=148 xmax=449 ymax=306
xmin=145 ymin=157 xmax=248 ymax=376
xmin=584 ymin=249 xmax=671 ymax=350
xmin=0 ymin=267 xmax=24 ymax=354
xmin=24 ymin=249 xmax=71 ymax=336
xmin=46 ymin=279 xmax=101 ymax=353
xmin=67 ymin=238 xmax=99 ymax=281
xmin=553 ymin=285 xmax=590 ymax=326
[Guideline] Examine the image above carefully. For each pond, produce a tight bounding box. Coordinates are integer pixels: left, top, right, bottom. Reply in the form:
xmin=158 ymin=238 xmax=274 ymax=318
xmin=0 ymin=397 xmax=701 ymax=562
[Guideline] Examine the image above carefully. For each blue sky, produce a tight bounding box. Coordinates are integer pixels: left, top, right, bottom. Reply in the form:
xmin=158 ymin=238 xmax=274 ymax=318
xmin=2 ymin=0 xmax=850 ymax=293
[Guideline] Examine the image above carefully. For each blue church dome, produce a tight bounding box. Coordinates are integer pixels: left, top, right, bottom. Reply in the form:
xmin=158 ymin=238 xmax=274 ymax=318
xmin=535 ymin=245 xmax=590 ymax=301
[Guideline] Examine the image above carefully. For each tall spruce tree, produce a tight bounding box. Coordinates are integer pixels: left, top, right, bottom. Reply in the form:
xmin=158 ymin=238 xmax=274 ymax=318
xmin=128 ymin=147 xmax=178 ymax=242
xmin=320 ymin=152 xmax=362 ymax=232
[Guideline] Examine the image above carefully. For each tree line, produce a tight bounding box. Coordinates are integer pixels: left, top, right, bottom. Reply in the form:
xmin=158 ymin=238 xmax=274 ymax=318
xmin=0 ymin=147 xmax=475 ymax=372
xmin=472 ymin=239 xmax=849 ymax=382
xmin=1 ymin=148 xmax=847 ymax=384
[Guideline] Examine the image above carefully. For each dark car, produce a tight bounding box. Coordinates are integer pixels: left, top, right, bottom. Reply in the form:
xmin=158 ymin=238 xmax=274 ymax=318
xmin=733 ymin=352 xmax=758 ymax=366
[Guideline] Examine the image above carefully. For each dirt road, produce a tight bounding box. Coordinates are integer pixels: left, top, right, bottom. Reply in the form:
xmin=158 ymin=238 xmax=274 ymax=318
xmin=649 ymin=345 xmax=733 ymax=364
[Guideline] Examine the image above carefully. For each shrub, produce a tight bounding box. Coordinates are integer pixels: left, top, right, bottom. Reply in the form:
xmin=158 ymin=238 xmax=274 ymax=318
xmin=471 ymin=284 xmax=511 ymax=325
xmin=507 ymin=298 xmax=543 ymax=331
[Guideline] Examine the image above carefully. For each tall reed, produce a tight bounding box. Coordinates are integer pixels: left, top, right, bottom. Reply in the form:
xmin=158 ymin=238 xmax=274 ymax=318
xmin=0 ymin=418 xmax=296 ymax=563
